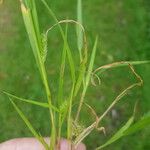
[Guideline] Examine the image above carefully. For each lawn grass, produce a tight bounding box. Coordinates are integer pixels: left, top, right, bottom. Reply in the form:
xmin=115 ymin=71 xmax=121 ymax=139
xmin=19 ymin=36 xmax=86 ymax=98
xmin=0 ymin=0 xmax=150 ymax=149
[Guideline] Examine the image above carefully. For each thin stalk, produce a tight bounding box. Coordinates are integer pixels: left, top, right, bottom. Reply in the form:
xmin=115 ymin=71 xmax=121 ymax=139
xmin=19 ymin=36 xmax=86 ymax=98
xmin=75 ymin=37 xmax=98 ymax=123
xmin=41 ymin=64 xmax=56 ymax=150
xmin=57 ymin=24 xmax=68 ymax=142
xmin=75 ymin=88 xmax=86 ymax=123
xmin=67 ymin=84 xmax=75 ymax=139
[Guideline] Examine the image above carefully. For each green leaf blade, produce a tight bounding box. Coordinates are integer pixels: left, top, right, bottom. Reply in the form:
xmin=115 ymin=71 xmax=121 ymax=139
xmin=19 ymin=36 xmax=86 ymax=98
xmin=3 ymin=91 xmax=59 ymax=112
xmin=85 ymin=36 xmax=98 ymax=88
xmin=124 ymin=112 xmax=150 ymax=136
xmin=96 ymin=116 xmax=134 ymax=150
xmin=8 ymin=98 xmax=49 ymax=150
xmin=77 ymin=0 xmax=83 ymax=58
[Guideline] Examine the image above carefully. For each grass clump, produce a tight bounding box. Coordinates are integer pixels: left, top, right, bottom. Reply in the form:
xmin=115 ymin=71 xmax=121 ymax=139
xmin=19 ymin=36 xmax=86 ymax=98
xmin=2 ymin=0 xmax=150 ymax=150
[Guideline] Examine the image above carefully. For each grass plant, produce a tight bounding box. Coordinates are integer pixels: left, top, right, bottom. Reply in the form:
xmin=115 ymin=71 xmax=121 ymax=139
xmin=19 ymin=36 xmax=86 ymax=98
xmin=1 ymin=0 xmax=150 ymax=149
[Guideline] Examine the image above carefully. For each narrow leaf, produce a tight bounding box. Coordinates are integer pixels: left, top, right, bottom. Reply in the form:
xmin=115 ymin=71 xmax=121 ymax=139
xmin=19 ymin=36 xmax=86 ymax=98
xmin=74 ymin=61 xmax=86 ymax=96
xmin=85 ymin=36 xmax=98 ymax=88
xmin=96 ymin=116 xmax=134 ymax=150
xmin=124 ymin=112 xmax=150 ymax=136
xmin=21 ymin=2 xmax=41 ymax=68
xmin=77 ymin=0 xmax=83 ymax=59
xmin=3 ymin=91 xmax=59 ymax=112
xmin=58 ymin=25 xmax=68 ymax=105
xmin=31 ymin=0 xmax=42 ymax=49
xmin=75 ymin=37 xmax=98 ymax=122
xmin=9 ymin=98 xmax=49 ymax=149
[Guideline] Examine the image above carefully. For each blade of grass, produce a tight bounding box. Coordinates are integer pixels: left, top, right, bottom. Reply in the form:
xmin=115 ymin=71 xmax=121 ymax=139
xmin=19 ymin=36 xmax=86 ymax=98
xmin=67 ymin=83 xmax=75 ymax=139
xmin=75 ymin=0 xmax=88 ymax=97
xmin=75 ymin=36 xmax=98 ymax=122
xmin=124 ymin=112 xmax=150 ymax=136
xmin=8 ymin=97 xmax=49 ymax=150
xmin=20 ymin=1 xmax=56 ymax=149
xmin=31 ymin=0 xmax=42 ymax=50
xmin=77 ymin=0 xmax=83 ymax=59
xmin=74 ymin=59 xmax=86 ymax=97
xmin=57 ymin=24 xmax=68 ymax=141
xmin=85 ymin=37 xmax=98 ymax=88
xmin=57 ymin=29 xmax=67 ymax=105
xmin=96 ymin=116 xmax=134 ymax=150
xmin=21 ymin=2 xmax=40 ymax=66
xmin=3 ymin=91 xmax=59 ymax=112
xmin=96 ymin=111 xmax=150 ymax=149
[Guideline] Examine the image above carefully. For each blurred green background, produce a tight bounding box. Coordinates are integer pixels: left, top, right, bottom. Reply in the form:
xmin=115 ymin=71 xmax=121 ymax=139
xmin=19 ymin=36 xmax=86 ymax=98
xmin=0 ymin=0 xmax=150 ymax=150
